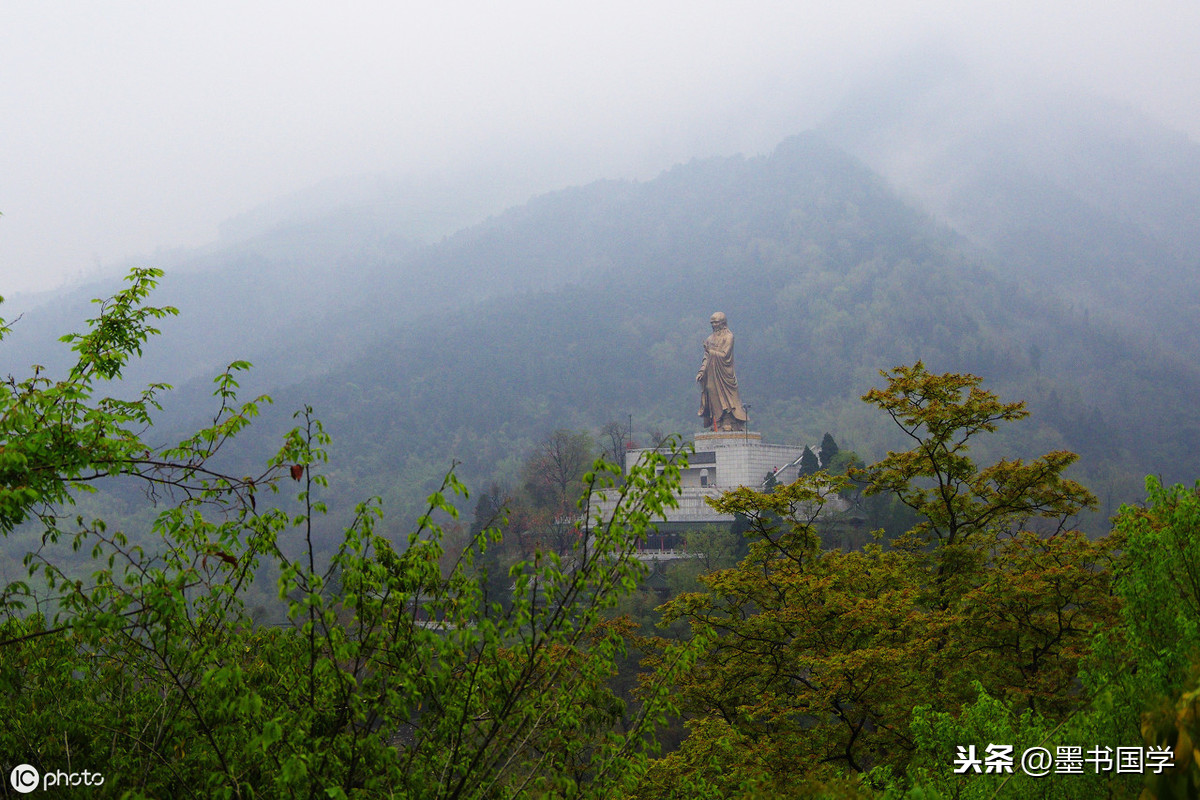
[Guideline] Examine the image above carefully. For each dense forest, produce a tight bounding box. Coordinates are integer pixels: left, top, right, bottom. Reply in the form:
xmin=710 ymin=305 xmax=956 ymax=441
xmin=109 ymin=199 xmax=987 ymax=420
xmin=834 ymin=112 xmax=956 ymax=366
xmin=3 ymin=272 xmax=1198 ymax=797
xmin=208 ymin=131 xmax=1200 ymax=536
xmin=4 ymin=108 xmax=1200 ymax=796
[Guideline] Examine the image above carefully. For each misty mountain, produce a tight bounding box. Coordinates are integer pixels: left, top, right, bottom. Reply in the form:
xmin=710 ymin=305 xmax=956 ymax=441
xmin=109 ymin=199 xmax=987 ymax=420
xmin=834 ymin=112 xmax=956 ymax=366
xmin=7 ymin=113 xmax=1200 ymax=531
xmin=821 ymin=68 xmax=1200 ymax=357
xmin=1 ymin=202 xmax=422 ymax=394
xmin=186 ymin=132 xmax=1199 ymax=528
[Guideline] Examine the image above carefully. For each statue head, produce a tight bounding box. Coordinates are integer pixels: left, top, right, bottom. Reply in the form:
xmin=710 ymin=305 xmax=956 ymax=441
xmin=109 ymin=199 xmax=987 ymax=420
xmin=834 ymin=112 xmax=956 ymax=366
xmin=709 ymin=311 xmax=728 ymax=331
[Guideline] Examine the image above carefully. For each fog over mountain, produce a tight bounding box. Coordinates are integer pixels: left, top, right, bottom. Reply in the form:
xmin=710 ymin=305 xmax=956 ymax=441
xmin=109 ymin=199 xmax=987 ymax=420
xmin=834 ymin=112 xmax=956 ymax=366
xmin=4 ymin=3 xmax=1200 ymax=294
xmin=9 ymin=11 xmax=1200 ymax=789
xmin=822 ymin=63 xmax=1200 ymax=356
xmin=11 ymin=121 xmax=1196 ymax=532
xmin=5 ymin=47 xmax=1200 ymax=531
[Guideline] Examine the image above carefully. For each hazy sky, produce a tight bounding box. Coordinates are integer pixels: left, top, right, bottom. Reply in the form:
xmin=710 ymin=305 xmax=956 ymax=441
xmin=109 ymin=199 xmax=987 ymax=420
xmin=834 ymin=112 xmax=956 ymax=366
xmin=3 ymin=1 xmax=1198 ymax=295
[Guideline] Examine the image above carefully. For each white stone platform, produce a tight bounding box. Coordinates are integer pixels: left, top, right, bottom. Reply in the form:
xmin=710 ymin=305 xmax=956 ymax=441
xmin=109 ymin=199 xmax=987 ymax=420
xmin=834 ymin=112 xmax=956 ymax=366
xmin=601 ymin=431 xmax=814 ymax=526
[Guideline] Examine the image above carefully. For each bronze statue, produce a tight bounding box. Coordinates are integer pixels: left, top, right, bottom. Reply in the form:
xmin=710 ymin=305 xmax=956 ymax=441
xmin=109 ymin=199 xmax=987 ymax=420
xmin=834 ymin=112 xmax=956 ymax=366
xmin=697 ymin=311 xmax=748 ymax=432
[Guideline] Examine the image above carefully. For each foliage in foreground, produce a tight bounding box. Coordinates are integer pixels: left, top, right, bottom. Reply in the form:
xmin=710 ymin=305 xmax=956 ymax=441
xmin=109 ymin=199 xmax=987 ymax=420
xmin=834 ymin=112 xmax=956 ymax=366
xmin=890 ymin=475 xmax=1200 ymax=800
xmin=640 ymin=363 xmax=1128 ymax=796
xmin=0 ymin=270 xmax=696 ymax=799
xmin=7 ymin=273 xmax=1200 ymax=799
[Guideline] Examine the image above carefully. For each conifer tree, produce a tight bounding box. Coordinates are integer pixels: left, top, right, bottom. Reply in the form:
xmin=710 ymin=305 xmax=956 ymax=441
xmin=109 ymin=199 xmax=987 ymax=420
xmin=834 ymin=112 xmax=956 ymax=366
xmin=818 ymin=432 xmax=839 ymax=468
xmin=798 ymin=445 xmax=819 ymax=476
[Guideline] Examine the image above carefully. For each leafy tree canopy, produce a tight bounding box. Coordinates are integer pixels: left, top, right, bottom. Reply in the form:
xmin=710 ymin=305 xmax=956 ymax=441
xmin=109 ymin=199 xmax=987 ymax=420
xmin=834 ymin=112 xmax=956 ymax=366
xmin=0 ymin=270 xmax=698 ymax=799
xmin=645 ymin=364 xmax=1120 ymax=790
xmin=856 ymin=361 xmax=1095 ymax=550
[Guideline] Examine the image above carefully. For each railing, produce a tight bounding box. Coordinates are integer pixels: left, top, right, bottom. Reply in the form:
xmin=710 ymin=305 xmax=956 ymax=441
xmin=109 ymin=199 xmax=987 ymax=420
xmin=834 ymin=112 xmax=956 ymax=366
xmin=632 ymin=549 xmax=702 ymax=561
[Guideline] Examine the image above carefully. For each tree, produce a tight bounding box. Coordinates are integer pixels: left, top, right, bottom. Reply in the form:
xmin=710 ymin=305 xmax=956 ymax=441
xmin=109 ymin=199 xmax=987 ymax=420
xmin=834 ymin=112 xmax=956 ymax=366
xmin=894 ymin=476 xmax=1200 ymax=800
xmin=855 ymin=363 xmax=1115 ymax=714
xmin=0 ymin=271 xmax=699 ymax=798
xmin=1 ymin=268 xmax=264 ymax=536
xmin=818 ymin=432 xmax=840 ymax=469
xmin=798 ymin=445 xmax=819 ymax=476
xmin=857 ymin=362 xmax=1095 ymax=547
xmin=645 ymin=363 xmax=1119 ymax=790
xmin=855 ymin=362 xmax=1096 ymax=601
xmin=1106 ymin=478 xmax=1200 ymax=694
xmin=647 ymin=475 xmax=933 ymax=784
xmin=1083 ymin=477 xmax=1200 ymax=798
xmin=600 ymin=420 xmax=632 ymax=475
xmin=524 ymin=429 xmax=595 ymax=510
xmin=516 ymin=429 xmax=596 ymax=556
xmin=468 ymin=482 xmax=516 ymax=607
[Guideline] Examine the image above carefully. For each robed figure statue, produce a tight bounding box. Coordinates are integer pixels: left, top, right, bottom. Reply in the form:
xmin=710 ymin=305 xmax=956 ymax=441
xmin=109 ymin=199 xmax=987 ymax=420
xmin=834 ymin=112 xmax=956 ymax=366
xmin=697 ymin=311 xmax=748 ymax=432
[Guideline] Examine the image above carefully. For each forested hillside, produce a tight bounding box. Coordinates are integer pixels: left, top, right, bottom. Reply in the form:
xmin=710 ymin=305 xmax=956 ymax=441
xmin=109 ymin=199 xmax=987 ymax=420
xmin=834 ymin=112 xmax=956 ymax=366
xmin=181 ymin=132 xmax=1200 ymax=529
xmin=0 ymin=206 xmax=422 ymax=392
xmin=6 ymin=285 xmax=1198 ymax=796
xmin=823 ymin=67 xmax=1200 ymax=359
xmin=7 ymin=108 xmax=1200 ymax=797
xmin=8 ymin=126 xmax=1196 ymax=530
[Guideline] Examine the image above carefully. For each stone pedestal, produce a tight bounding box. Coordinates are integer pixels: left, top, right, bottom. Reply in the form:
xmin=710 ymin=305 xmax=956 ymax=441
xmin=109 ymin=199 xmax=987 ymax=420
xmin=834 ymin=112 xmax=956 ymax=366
xmin=615 ymin=431 xmax=812 ymax=525
xmin=686 ymin=431 xmax=810 ymax=489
